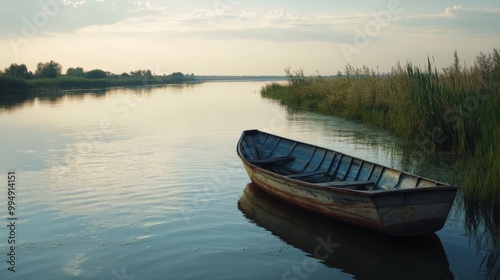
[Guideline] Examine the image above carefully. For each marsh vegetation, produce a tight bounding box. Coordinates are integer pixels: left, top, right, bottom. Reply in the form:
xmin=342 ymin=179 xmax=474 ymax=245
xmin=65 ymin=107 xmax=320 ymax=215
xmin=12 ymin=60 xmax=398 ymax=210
xmin=261 ymin=49 xmax=500 ymax=210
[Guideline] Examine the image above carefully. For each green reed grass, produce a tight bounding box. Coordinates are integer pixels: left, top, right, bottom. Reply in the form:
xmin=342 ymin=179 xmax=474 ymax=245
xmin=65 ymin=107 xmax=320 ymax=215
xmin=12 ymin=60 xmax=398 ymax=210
xmin=261 ymin=49 xmax=500 ymax=209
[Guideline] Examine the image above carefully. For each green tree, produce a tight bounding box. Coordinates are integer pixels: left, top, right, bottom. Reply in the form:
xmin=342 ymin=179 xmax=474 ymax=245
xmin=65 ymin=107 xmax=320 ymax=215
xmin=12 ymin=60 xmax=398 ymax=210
xmin=66 ymin=67 xmax=85 ymax=77
xmin=4 ymin=63 xmax=31 ymax=79
xmin=35 ymin=60 xmax=62 ymax=78
xmin=171 ymin=72 xmax=185 ymax=83
xmin=130 ymin=70 xmax=141 ymax=77
xmin=130 ymin=70 xmax=153 ymax=78
xmin=84 ymin=69 xmax=107 ymax=79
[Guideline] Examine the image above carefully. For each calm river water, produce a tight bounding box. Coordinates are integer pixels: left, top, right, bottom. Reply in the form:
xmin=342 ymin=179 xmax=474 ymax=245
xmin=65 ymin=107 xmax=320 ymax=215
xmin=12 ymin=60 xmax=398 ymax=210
xmin=0 ymin=81 xmax=498 ymax=279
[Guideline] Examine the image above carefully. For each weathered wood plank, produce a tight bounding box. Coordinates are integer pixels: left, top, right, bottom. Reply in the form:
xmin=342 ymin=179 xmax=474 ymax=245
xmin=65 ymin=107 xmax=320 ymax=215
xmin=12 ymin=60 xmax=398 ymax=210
xmin=285 ymin=170 xmax=324 ymax=179
xmin=315 ymin=180 xmax=375 ymax=189
xmin=249 ymin=156 xmax=295 ymax=165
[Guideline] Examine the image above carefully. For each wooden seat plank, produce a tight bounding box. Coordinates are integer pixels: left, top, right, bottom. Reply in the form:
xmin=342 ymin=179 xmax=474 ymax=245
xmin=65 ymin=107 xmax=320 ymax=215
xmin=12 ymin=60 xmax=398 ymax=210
xmin=249 ymin=156 xmax=295 ymax=165
xmin=286 ymin=170 xmax=324 ymax=179
xmin=315 ymin=180 xmax=375 ymax=189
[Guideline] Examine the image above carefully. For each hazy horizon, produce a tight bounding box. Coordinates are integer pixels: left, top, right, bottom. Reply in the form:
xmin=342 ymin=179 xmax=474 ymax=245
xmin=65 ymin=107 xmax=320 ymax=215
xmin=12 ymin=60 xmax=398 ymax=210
xmin=1 ymin=0 xmax=500 ymax=76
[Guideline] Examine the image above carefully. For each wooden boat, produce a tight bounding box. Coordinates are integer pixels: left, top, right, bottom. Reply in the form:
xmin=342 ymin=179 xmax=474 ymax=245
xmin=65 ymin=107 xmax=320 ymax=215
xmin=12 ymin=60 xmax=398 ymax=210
xmin=237 ymin=129 xmax=458 ymax=236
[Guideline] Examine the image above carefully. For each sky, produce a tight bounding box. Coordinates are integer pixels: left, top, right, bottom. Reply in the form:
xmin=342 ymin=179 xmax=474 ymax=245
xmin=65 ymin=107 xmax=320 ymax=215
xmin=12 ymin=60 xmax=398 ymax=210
xmin=1 ymin=0 xmax=499 ymax=75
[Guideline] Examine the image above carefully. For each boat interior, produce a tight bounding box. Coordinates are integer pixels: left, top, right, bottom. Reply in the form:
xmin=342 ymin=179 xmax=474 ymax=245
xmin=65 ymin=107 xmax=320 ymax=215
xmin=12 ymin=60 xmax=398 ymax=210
xmin=239 ymin=131 xmax=442 ymax=191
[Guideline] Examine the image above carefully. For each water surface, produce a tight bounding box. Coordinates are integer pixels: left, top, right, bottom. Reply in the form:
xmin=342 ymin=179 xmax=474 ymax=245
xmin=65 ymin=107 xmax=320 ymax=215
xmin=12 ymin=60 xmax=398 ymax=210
xmin=0 ymin=82 xmax=498 ymax=279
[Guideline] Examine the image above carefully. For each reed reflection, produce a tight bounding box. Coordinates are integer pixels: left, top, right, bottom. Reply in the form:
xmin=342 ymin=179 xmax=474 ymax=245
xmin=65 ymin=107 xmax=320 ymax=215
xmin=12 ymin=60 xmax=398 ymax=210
xmin=464 ymin=201 xmax=500 ymax=280
xmin=238 ymin=183 xmax=454 ymax=280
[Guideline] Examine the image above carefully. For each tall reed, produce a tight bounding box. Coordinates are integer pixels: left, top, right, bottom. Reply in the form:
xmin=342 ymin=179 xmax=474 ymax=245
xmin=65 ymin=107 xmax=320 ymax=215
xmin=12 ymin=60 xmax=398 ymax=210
xmin=261 ymin=48 xmax=500 ymax=209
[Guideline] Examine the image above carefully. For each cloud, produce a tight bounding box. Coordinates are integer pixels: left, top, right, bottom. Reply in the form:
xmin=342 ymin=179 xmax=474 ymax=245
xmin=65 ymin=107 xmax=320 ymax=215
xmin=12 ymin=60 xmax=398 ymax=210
xmin=62 ymin=0 xmax=87 ymax=8
xmin=401 ymin=5 xmax=500 ymax=34
xmin=442 ymin=5 xmax=500 ymax=17
xmin=3 ymin=3 xmax=499 ymax=50
xmin=67 ymin=8 xmax=368 ymax=44
xmin=0 ymin=0 xmax=167 ymax=36
xmin=262 ymin=9 xmax=300 ymax=24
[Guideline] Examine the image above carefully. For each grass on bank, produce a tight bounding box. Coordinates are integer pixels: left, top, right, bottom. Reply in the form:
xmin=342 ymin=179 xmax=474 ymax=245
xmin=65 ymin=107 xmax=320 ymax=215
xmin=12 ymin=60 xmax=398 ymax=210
xmin=261 ymin=49 xmax=500 ymax=209
xmin=0 ymin=73 xmax=195 ymax=93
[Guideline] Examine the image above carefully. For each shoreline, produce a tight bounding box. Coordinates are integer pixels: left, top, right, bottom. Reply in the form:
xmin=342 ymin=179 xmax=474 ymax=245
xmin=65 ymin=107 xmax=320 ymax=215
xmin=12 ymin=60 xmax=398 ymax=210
xmin=0 ymin=75 xmax=286 ymax=94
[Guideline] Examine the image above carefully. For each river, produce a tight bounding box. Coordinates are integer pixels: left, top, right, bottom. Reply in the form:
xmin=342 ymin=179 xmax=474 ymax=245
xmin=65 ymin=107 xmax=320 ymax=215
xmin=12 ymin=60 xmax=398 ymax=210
xmin=0 ymin=81 xmax=498 ymax=279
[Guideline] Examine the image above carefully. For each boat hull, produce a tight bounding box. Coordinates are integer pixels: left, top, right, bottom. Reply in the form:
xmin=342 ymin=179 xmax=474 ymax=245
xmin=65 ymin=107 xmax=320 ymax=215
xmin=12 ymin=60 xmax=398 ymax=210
xmin=237 ymin=130 xmax=458 ymax=236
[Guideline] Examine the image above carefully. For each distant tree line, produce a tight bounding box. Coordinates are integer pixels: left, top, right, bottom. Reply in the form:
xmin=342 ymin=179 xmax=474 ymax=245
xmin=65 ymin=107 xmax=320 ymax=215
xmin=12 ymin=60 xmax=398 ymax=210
xmin=0 ymin=60 xmax=195 ymax=93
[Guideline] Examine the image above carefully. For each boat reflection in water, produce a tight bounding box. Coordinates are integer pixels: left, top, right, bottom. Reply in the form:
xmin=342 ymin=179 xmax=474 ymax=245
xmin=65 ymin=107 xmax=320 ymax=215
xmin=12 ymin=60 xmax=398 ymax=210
xmin=238 ymin=183 xmax=454 ymax=280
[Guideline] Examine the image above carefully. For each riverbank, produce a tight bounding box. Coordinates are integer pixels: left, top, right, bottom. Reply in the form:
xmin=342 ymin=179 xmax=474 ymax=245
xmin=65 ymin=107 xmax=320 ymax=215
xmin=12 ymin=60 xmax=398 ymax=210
xmin=0 ymin=74 xmax=195 ymax=93
xmin=261 ymin=49 xmax=500 ymax=209
xmin=0 ymin=74 xmax=288 ymax=93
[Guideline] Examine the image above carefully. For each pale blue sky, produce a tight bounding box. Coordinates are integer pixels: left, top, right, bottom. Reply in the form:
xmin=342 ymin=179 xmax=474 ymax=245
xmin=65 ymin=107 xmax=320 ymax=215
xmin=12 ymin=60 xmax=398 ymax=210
xmin=1 ymin=0 xmax=499 ymax=75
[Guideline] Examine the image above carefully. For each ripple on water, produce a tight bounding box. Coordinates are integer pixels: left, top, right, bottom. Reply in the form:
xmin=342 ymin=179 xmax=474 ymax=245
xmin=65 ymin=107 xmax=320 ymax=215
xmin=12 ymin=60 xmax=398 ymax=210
xmin=0 ymin=82 xmax=488 ymax=279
